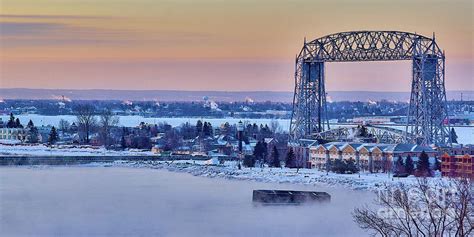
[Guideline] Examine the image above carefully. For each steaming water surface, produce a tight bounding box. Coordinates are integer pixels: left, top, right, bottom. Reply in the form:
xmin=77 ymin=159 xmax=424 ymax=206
xmin=0 ymin=166 xmax=373 ymax=236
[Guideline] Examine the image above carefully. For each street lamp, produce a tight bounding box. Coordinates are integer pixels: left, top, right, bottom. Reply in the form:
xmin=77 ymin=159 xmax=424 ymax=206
xmin=237 ymin=120 xmax=244 ymax=170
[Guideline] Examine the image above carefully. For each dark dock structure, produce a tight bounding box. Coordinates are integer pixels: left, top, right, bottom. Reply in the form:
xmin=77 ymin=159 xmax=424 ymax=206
xmin=252 ymin=190 xmax=330 ymax=205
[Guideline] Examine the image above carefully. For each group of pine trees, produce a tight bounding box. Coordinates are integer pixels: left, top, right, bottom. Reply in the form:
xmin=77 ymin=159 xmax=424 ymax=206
xmin=5 ymin=113 xmax=59 ymax=144
xmin=327 ymin=158 xmax=359 ymax=174
xmin=284 ymin=148 xmax=305 ymax=172
xmin=243 ymin=143 xmax=280 ymax=168
xmin=195 ymin=120 xmax=213 ymax=137
xmin=245 ymin=123 xmax=273 ymax=138
xmin=393 ymin=151 xmax=440 ymax=177
xmin=6 ymin=113 xmax=23 ymax=128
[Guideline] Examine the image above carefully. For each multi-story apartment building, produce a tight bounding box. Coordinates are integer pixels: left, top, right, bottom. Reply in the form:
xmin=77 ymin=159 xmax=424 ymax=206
xmin=441 ymin=153 xmax=473 ymax=178
xmin=309 ymin=142 xmax=437 ymax=173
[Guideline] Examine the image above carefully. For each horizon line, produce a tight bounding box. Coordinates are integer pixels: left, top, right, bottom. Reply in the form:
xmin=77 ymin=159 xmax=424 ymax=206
xmin=1 ymin=88 xmax=473 ymax=93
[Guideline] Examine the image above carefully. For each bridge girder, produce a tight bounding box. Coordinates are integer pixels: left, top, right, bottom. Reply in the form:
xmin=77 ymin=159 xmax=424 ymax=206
xmin=289 ymin=31 xmax=450 ymax=146
xmin=314 ymin=125 xmax=410 ymax=144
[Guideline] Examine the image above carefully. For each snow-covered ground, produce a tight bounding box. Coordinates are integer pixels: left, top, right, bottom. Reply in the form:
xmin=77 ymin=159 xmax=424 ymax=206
xmin=0 ymin=143 xmax=448 ymax=191
xmin=88 ymin=159 xmax=429 ymax=191
xmin=0 ymin=144 xmax=155 ymax=157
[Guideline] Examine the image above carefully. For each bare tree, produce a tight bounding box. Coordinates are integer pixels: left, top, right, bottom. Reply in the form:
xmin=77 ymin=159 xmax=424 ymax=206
xmin=58 ymin=119 xmax=70 ymax=135
xmin=269 ymin=119 xmax=281 ymax=134
xmin=163 ymin=128 xmax=181 ymax=151
xmin=294 ymin=154 xmax=306 ymax=173
xmin=75 ymin=104 xmax=97 ymax=144
xmin=353 ymin=178 xmax=473 ymax=236
xmin=99 ymin=108 xmax=119 ymax=148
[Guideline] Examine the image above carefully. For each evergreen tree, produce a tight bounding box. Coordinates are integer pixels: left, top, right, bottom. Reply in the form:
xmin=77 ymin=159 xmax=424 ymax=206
xmin=262 ymin=141 xmax=268 ymax=163
xmin=416 ymin=151 xmax=431 ymax=177
xmin=332 ymin=159 xmax=346 ymax=173
xmin=326 ymin=158 xmax=333 ymax=174
xmin=26 ymin=120 xmax=38 ymax=143
xmin=120 ymin=136 xmax=127 ymax=149
xmin=6 ymin=113 xmax=16 ymax=128
xmin=206 ymin=123 xmax=213 ymax=136
xmin=196 ymin=120 xmax=203 ymax=136
xmin=261 ymin=124 xmax=272 ymax=137
xmin=252 ymin=123 xmax=259 ymax=138
xmin=394 ymin=156 xmax=405 ymax=174
xmin=346 ymin=158 xmax=359 ymax=173
xmin=243 ymin=155 xmax=255 ymax=167
xmin=122 ymin=126 xmax=129 ymax=136
xmin=285 ymin=147 xmax=295 ymax=168
xmin=404 ymin=155 xmax=414 ymax=175
xmin=450 ymin=128 xmax=458 ymax=143
xmin=27 ymin=119 xmax=35 ymax=128
xmin=221 ymin=122 xmax=231 ymax=135
xmin=27 ymin=126 xmax=39 ymax=143
xmin=253 ymin=141 xmax=265 ymax=165
xmin=48 ymin=126 xmax=59 ymax=144
xmin=245 ymin=124 xmax=252 ymax=134
xmin=200 ymin=122 xmax=210 ymax=137
xmin=271 ymin=146 xmax=280 ymax=167
xmin=15 ymin=118 xmax=23 ymax=128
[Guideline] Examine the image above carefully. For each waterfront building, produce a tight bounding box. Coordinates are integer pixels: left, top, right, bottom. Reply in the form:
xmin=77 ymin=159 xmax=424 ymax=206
xmin=309 ymin=142 xmax=436 ymax=173
xmin=0 ymin=127 xmax=27 ymax=142
xmin=441 ymin=153 xmax=473 ymax=178
xmin=289 ymin=139 xmax=319 ymax=168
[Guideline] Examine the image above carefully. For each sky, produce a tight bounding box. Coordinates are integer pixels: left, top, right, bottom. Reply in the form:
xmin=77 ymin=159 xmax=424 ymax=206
xmin=0 ymin=0 xmax=472 ymax=92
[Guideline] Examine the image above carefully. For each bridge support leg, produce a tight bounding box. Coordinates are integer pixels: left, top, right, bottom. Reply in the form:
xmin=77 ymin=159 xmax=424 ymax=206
xmin=290 ymin=59 xmax=329 ymax=142
xmin=407 ymin=52 xmax=449 ymax=145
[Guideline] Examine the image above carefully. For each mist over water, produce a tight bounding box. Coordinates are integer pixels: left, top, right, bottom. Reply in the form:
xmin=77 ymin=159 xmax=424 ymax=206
xmin=0 ymin=167 xmax=373 ymax=236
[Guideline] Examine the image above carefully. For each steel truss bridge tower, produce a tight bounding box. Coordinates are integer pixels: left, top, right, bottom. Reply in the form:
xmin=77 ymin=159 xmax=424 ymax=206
xmin=289 ymin=31 xmax=450 ymax=146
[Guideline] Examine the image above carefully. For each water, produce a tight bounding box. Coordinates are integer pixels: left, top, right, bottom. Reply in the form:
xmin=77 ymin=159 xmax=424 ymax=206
xmin=0 ymin=166 xmax=373 ymax=236
xmin=1 ymin=114 xmax=473 ymax=144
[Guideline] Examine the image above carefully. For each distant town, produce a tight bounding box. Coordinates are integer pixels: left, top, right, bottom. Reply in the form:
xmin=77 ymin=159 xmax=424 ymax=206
xmin=1 ymin=98 xmax=473 ymax=123
xmin=1 ymin=98 xmax=473 ymax=179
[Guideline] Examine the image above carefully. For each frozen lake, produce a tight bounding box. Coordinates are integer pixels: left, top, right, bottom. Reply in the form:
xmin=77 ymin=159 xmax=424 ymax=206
xmin=0 ymin=166 xmax=373 ymax=237
xmin=1 ymin=114 xmax=473 ymax=144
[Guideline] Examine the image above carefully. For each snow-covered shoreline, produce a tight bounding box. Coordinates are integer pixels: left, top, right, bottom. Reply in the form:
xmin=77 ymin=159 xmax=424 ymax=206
xmin=85 ymin=160 xmax=427 ymax=191
xmin=0 ymin=143 xmax=155 ymax=157
xmin=0 ymin=143 xmax=443 ymax=191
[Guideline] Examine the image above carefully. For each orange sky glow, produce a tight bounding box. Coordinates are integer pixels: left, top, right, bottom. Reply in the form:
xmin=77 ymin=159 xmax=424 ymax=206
xmin=0 ymin=0 xmax=472 ymax=91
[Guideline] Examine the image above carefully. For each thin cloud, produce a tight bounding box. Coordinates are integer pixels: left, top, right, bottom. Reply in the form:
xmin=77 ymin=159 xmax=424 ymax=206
xmin=0 ymin=21 xmax=215 ymax=47
xmin=0 ymin=14 xmax=114 ymax=19
xmin=0 ymin=21 xmax=135 ymax=46
xmin=0 ymin=22 xmax=65 ymax=36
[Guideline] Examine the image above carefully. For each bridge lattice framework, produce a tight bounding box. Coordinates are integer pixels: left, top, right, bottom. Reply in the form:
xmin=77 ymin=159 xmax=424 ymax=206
xmin=289 ymin=31 xmax=450 ymax=145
